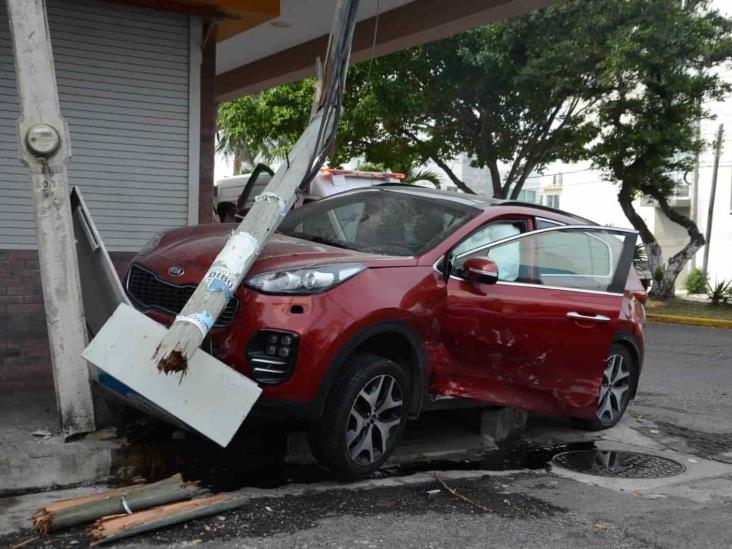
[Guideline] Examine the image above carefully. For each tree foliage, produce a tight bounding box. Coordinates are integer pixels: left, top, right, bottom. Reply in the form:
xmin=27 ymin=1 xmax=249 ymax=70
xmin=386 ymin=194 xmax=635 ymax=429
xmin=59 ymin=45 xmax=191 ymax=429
xmin=217 ymin=0 xmax=732 ymax=297
xmin=217 ymin=81 xmax=313 ymax=173
xmin=335 ymin=1 xmax=618 ymax=197
xmin=588 ymin=0 xmax=732 ymax=297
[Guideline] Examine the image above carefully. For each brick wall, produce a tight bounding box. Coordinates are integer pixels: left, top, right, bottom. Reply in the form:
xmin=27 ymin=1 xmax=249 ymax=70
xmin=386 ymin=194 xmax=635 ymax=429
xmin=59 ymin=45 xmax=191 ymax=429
xmin=0 ymin=249 xmax=135 ymax=389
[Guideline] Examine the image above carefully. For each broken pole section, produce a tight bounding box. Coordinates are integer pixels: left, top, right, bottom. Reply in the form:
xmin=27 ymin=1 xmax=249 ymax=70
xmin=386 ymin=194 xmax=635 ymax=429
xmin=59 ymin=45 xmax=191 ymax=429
xmin=153 ymin=0 xmax=360 ymax=374
xmin=32 ymin=474 xmax=204 ymax=534
xmin=6 ymin=0 xmax=95 ymax=434
xmin=87 ymin=494 xmax=240 ymax=545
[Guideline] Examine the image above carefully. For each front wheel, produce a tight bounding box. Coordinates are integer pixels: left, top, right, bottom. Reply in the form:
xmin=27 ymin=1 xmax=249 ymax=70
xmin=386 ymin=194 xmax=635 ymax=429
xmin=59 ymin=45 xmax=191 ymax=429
xmin=578 ymin=344 xmax=637 ymax=431
xmin=308 ymin=354 xmax=409 ymax=476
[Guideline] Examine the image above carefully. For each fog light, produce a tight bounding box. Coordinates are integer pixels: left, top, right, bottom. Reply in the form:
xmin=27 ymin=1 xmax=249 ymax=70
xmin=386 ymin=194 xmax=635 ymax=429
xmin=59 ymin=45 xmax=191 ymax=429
xmin=247 ymin=330 xmax=300 ymax=385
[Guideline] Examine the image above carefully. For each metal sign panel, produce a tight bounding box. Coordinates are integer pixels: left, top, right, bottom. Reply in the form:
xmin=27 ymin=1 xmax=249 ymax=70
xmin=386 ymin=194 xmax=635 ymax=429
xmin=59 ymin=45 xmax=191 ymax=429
xmin=71 ymin=187 xmax=130 ymax=335
xmin=83 ymin=304 xmax=261 ymax=447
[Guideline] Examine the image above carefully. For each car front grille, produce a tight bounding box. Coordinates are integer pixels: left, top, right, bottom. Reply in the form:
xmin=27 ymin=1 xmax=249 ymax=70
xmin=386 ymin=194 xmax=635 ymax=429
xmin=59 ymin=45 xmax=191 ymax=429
xmin=126 ymin=264 xmax=239 ymax=327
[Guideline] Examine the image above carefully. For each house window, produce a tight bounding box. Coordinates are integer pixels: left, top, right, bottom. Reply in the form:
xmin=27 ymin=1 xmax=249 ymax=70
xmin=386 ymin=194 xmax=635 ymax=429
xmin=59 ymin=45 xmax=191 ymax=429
xmin=543 ymin=193 xmax=560 ymax=209
xmin=517 ymin=190 xmax=538 ymax=203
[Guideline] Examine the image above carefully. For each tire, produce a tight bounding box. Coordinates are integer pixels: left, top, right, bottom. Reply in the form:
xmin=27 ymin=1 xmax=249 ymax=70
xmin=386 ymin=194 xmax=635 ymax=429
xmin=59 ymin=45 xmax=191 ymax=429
xmin=577 ymin=343 xmax=637 ymax=431
xmin=308 ymin=353 xmax=410 ymax=476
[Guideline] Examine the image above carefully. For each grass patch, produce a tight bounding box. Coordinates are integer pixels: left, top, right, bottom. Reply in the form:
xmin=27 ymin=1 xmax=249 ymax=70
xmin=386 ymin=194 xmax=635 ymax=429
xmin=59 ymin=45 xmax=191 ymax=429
xmin=647 ymin=297 xmax=732 ymax=321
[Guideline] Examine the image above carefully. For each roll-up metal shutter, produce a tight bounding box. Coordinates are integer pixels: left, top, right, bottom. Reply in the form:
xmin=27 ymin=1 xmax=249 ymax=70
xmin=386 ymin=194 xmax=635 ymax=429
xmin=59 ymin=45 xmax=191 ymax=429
xmin=0 ymin=0 xmax=191 ymax=251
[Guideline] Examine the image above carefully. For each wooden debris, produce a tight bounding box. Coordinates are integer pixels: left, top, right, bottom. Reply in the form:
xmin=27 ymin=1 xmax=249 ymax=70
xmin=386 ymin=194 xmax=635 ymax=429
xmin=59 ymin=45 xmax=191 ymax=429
xmin=87 ymin=494 xmax=245 ymax=545
xmin=10 ymin=537 xmax=39 ymax=549
xmin=434 ymin=474 xmax=490 ymax=512
xmin=32 ymin=474 xmax=203 ymax=534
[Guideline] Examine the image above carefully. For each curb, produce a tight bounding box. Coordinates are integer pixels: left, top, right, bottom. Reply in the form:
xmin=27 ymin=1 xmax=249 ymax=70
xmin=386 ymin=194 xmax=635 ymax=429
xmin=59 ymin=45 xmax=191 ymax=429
xmin=646 ymin=313 xmax=732 ymax=330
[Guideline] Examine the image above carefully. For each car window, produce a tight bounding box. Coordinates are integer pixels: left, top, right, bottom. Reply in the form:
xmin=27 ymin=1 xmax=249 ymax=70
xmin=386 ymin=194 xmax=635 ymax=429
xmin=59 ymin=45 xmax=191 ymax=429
xmin=476 ymin=228 xmax=630 ymax=293
xmin=535 ymin=217 xmax=562 ymax=230
xmin=452 ymin=221 xmax=523 ymax=258
xmin=450 ymin=221 xmax=525 ymax=281
xmin=278 ymin=190 xmax=479 ymax=256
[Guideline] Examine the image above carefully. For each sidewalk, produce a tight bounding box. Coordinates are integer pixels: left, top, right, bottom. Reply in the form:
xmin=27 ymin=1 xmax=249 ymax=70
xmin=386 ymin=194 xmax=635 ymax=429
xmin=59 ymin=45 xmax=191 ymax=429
xmin=0 ymin=388 xmax=501 ymax=497
xmin=0 ymin=387 xmax=126 ymax=496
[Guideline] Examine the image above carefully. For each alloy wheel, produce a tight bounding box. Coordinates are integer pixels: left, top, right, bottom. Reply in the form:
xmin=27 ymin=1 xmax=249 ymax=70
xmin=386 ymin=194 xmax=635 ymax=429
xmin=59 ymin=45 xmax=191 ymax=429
xmin=347 ymin=374 xmax=403 ymax=464
xmin=596 ymin=353 xmax=630 ymax=423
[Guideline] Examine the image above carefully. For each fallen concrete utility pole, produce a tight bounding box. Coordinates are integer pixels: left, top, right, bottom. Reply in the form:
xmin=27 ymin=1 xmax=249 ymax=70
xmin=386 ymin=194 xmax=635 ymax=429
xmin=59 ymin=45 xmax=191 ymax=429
xmin=83 ymin=0 xmax=359 ymax=447
xmin=153 ymin=0 xmax=360 ymax=374
xmin=87 ymin=494 xmax=239 ymax=545
xmin=32 ymin=474 xmax=204 ymax=534
xmin=5 ymin=0 xmax=95 ymax=434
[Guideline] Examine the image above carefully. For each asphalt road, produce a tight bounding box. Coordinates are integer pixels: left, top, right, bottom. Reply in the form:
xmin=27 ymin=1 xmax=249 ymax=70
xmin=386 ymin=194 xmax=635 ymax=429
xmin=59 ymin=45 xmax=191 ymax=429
xmin=634 ymin=323 xmax=732 ymax=432
xmin=2 ymin=323 xmax=731 ymax=549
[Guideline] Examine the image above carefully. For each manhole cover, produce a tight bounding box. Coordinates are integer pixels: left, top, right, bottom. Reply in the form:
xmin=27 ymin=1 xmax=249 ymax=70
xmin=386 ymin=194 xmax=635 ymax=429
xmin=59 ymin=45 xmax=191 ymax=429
xmin=552 ymin=450 xmax=685 ymax=478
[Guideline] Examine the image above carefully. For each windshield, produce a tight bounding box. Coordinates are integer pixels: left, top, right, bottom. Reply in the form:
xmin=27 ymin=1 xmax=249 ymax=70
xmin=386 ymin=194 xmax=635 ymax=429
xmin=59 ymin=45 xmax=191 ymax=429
xmin=278 ymin=189 xmax=479 ymax=256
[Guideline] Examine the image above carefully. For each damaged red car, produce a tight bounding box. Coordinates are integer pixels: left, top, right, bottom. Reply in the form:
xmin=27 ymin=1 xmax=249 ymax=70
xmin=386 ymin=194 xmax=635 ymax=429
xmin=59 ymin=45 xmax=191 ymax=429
xmin=127 ymin=186 xmax=646 ymax=475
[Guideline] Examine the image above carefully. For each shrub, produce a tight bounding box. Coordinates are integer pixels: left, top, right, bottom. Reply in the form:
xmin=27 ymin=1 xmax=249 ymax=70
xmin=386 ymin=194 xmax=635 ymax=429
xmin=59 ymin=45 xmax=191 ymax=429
xmin=707 ymin=280 xmax=732 ymax=306
xmin=685 ymin=268 xmax=709 ymax=295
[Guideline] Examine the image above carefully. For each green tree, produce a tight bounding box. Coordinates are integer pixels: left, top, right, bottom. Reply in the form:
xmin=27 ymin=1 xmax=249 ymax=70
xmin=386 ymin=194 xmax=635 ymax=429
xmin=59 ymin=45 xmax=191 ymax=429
xmin=216 ymin=0 xmax=732 ymax=298
xmin=216 ymin=81 xmax=313 ymax=174
xmin=588 ymin=0 xmax=732 ymax=298
xmin=217 ymin=0 xmax=616 ymax=193
xmin=336 ymin=2 xmax=618 ymax=197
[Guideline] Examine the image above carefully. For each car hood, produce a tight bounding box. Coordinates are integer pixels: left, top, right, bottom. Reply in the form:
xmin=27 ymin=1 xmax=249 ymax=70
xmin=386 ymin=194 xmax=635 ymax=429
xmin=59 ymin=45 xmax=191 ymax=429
xmin=140 ymin=224 xmax=417 ymax=275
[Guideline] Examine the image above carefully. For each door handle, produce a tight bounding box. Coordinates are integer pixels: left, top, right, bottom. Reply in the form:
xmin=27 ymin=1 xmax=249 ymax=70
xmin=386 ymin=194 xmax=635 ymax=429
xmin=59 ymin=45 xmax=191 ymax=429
xmin=566 ymin=312 xmax=611 ymax=323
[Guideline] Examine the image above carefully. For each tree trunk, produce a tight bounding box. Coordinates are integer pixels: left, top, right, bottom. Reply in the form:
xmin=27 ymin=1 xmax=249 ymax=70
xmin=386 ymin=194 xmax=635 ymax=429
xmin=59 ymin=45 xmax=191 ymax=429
xmin=617 ymin=180 xmax=705 ymax=299
xmin=651 ymin=189 xmax=705 ymax=298
xmin=233 ymin=146 xmax=243 ymax=176
xmin=616 ymin=182 xmax=667 ymax=298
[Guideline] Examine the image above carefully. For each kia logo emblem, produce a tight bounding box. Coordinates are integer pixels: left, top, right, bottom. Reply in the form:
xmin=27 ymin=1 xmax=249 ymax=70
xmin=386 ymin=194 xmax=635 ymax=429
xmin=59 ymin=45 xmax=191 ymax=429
xmin=168 ymin=266 xmax=185 ymax=277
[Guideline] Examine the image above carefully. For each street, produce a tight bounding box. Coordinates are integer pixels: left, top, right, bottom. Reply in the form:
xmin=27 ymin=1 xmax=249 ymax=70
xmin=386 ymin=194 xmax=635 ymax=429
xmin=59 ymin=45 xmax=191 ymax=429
xmin=1 ymin=323 xmax=731 ymax=548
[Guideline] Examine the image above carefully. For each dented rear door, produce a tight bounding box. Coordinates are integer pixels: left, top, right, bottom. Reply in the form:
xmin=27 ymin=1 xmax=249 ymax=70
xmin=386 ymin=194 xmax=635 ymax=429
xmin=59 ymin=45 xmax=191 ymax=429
xmin=439 ymin=226 xmax=637 ymax=419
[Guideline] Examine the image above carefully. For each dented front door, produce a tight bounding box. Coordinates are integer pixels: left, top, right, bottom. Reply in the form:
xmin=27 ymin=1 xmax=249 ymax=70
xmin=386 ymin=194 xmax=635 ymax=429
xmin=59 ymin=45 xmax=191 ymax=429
xmin=440 ymin=226 xmax=637 ymax=419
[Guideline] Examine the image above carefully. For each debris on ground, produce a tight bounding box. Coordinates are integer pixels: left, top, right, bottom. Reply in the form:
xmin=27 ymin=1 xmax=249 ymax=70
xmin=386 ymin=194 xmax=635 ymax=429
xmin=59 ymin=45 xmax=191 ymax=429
xmin=87 ymin=494 xmax=240 ymax=545
xmin=10 ymin=537 xmax=40 ymax=549
xmin=434 ymin=474 xmax=490 ymax=512
xmin=32 ymin=474 xmax=203 ymax=534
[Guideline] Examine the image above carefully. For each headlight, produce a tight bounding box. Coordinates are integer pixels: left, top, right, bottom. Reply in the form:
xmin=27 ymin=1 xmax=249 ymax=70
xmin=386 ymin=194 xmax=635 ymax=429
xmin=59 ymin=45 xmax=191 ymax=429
xmin=245 ymin=263 xmax=366 ymax=295
xmin=138 ymin=232 xmax=163 ymax=255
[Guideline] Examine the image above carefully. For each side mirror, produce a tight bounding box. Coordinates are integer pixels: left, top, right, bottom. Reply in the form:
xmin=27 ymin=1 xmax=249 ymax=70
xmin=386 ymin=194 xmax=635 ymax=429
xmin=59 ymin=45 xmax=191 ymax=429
xmin=235 ymin=163 xmax=275 ymax=218
xmin=463 ymin=257 xmax=499 ymax=285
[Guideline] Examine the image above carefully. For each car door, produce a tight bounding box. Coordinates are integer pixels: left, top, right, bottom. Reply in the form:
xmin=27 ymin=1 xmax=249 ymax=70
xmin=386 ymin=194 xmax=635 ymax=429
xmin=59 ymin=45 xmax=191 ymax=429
xmin=440 ymin=225 xmax=637 ymax=419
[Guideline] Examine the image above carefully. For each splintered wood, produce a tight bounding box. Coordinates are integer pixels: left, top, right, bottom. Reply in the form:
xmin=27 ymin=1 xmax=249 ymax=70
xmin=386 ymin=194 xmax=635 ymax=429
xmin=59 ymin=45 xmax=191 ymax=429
xmin=32 ymin=474 xmax=202 ymax=534
xmin=87 ymin=494 xmax=235 ymax=545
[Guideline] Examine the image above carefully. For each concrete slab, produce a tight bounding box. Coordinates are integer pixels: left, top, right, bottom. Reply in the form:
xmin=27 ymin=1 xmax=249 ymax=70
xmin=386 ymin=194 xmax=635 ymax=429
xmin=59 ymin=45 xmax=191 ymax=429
xmin=286 ymin=410 xmax=497 ymax=466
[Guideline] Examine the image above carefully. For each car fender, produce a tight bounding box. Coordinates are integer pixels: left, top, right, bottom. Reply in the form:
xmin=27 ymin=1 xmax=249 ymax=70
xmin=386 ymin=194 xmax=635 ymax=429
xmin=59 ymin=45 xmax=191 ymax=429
xmin=612 ymin=330 xmax=644 ymax=398
xmin=315 ymin=320 xmax=429 ymax=420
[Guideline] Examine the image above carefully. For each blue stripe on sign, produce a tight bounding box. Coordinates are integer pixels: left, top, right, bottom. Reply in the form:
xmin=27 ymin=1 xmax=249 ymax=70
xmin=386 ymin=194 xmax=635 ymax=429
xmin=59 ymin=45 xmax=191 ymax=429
xmin=97 ymin=371 xmax=141 ymax=399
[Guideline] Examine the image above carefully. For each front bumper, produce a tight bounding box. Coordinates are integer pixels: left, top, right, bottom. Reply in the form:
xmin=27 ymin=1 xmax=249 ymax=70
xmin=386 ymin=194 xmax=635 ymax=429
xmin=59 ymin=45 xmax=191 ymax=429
xmin=124 ymin=260 xmax=357 ymax=410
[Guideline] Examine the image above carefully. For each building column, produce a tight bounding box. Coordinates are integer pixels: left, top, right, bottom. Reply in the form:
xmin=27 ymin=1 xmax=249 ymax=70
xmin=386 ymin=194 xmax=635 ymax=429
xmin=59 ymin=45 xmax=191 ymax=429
xmin=198 ymin=25 xmax=217 ymax=224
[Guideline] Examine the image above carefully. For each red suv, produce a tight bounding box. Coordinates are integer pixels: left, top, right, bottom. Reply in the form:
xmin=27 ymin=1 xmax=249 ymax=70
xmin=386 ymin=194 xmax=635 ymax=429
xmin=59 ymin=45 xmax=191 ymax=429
xmin=126 ymin=186 xmax=646 ymax=475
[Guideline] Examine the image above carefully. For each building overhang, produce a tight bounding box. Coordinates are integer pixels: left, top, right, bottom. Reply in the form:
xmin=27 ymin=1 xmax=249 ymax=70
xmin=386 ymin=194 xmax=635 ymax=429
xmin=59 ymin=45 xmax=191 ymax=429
xmin=215 ymin=0 xmax=561 ymax=102
xmin=103 ymin=0 xmax=562 ymax=102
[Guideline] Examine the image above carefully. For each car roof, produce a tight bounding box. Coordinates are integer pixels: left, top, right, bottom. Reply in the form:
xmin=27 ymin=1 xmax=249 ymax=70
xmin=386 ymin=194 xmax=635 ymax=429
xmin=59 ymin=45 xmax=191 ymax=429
xmin=375 ymin=184 xmax=593 ymax=225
